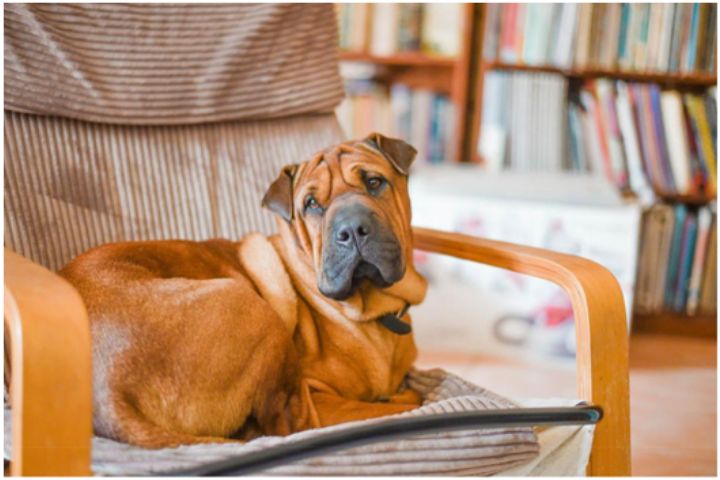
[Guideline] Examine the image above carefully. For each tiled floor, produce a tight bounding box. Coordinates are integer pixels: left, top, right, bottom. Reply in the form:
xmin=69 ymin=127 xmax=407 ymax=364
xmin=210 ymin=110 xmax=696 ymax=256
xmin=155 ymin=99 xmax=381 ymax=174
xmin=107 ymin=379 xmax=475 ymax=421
xmin=417 ymin=333 xmax=717 ymax=476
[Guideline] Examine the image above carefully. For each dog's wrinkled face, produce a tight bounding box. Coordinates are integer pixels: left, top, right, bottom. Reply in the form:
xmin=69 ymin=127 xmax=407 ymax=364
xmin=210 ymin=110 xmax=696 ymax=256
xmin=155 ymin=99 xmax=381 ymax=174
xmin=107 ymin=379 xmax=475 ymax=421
xmin=262 ymin=133 xmax=417 ymax=300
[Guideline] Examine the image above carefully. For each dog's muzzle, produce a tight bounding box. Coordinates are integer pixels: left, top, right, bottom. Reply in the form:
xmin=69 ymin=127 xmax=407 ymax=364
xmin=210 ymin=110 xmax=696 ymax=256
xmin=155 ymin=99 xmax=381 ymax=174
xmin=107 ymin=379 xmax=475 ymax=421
xmin=318 ymin=202 xmax=405 ymax=300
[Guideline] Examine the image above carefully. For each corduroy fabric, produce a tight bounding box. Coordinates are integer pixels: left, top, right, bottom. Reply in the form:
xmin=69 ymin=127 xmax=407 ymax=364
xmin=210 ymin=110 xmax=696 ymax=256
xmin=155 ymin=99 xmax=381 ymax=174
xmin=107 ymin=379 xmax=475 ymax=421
xmin=4 ymin=111 xmax=344 ymax=271
xmin=4 ymin=3 xmax=344 ymax=125
xmin=4 ymin=369 xmax=540 ymax=476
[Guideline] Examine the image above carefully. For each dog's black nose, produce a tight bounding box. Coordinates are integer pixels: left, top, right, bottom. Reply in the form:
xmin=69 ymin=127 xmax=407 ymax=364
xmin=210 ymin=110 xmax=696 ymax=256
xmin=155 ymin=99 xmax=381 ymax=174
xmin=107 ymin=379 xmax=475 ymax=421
xmin=335 ymin=219 xmax=372 ymax=246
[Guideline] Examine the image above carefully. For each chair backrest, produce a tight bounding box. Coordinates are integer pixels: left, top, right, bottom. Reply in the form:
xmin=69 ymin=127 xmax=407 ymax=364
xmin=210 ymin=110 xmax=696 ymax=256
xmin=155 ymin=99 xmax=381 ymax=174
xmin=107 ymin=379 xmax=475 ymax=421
xmin=4 ymin=4 xmax=346 ymax=271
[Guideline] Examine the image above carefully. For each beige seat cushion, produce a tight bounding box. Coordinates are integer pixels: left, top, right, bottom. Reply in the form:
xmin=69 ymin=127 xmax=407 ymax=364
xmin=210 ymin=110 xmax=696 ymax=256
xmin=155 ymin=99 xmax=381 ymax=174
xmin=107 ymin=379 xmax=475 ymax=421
xmin=4 ymin=369 xmax=540 ymax=476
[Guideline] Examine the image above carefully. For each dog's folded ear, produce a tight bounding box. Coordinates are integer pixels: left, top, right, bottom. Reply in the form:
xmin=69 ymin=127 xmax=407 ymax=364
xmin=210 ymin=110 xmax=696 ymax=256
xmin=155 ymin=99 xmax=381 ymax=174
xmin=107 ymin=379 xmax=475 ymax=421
xmin=361 ymin=132 xmax=417 ymax=176
xmin=262 ymin=164 xmax=298 ymax=222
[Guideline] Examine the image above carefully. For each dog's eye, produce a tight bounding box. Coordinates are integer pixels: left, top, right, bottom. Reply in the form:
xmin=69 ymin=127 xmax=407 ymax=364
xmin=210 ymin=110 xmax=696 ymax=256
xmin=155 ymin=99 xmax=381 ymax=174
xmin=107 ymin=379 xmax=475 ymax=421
xmin=304 ymin=195 xmax=322 ymax=213
xmin=365 ymin=176 xmax=385 ymax=191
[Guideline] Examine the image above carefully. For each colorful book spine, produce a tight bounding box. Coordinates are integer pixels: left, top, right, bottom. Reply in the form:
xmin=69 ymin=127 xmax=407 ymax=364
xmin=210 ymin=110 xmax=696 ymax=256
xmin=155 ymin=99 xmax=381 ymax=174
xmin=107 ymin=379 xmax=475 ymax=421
xmin=673 ymin=212 xmax=698 ymax=311
xmin=664 ymin=204 xmax=687 ymax=309
xmin=483 ymin=3 xmax=716 ymax=74
xmin=687 ymin=206 xmax=713 ymax=315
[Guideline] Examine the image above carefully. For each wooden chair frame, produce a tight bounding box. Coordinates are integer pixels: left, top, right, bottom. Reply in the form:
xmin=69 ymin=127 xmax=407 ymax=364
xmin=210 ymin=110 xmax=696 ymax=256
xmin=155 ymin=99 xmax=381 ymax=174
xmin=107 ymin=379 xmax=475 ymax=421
xmin=4 ymin=227 xmax=630 ymax=476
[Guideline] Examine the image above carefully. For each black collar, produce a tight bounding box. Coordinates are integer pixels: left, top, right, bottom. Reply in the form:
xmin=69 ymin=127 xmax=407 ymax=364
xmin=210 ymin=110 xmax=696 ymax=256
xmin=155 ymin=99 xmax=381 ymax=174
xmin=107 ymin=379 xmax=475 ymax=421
xmin=377 ymin=303 xmax=412 ymax=335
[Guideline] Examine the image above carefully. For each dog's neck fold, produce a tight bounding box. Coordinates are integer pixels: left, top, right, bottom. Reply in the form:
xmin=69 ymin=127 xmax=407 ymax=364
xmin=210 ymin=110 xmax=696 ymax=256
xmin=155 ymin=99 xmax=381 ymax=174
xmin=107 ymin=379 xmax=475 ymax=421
xmin=265 ymin=220 xmax=427 ymax=327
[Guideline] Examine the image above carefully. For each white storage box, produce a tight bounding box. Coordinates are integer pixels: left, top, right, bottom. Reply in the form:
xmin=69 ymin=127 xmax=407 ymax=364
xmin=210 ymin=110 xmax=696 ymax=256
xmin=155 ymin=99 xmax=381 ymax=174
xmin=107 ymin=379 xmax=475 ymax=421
xmin=409 ymin=166 xmax=642 ymax=360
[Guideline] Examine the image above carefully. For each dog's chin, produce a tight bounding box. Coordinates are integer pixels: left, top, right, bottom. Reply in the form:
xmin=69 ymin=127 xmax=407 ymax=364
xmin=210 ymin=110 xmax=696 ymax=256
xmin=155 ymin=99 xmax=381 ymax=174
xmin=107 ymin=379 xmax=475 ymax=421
xmin=319 ymin=261 xmax=401 ymax=301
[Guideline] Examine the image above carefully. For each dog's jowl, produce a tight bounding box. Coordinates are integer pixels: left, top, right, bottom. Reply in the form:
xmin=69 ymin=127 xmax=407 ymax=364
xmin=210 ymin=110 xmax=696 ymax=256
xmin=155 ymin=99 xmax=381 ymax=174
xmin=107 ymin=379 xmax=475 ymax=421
xmin=60 ymin=132 xmax=428 ymax=448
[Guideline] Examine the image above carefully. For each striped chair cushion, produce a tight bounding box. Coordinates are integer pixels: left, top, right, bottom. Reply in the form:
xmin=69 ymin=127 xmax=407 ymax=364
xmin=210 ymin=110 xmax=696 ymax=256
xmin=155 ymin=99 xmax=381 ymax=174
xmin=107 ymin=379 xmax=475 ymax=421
xmin=4 ymin=3 xmax=344 ymax=125
xmin=4 ymin=369 xmax=539 ymax=476
xmin=4 ymin=111 xmax=344 ymax=271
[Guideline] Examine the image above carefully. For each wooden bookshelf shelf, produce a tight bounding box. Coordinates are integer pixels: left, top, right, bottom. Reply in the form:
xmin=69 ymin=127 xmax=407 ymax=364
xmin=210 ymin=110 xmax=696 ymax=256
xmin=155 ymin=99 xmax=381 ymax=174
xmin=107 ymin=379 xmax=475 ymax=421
xmin=483 ymin=61 xmax=718 ymax=87
xmin=633 ymin=311 xmax=717 ymax=338
xmin=621 ymin=192 xmax=717 ymax=206
xmin=339 ymin=51 xmax=457 ymax=68
xmin=660 ymin=193 xmax=717 ymax=206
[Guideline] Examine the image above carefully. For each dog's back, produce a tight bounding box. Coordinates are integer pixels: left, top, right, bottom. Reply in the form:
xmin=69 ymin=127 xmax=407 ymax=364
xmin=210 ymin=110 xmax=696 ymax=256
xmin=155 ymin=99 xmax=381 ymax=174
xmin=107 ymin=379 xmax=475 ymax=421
xmin=60 ymin=239 xmax=306 ymax=447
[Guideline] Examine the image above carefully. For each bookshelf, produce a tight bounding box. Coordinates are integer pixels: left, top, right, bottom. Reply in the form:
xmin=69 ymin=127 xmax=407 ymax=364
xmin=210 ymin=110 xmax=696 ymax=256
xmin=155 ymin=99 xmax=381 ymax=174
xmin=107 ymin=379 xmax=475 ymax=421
xmin=339 ymin=51 xmax=457 ymax=68
xmin=470 ymin=4 xmax=717 ymax=338
xmin=337 ymin=4 xmax=717 ymax=339
xmin=466 ymin=4 xmax=717 ymax=191
xmin=336 ymin=4 xmax=478 ymax=163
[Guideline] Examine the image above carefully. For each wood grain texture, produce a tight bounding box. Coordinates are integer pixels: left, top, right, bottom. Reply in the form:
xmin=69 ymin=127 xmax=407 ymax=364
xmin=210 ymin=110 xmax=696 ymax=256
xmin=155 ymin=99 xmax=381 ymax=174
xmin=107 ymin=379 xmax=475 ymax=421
xmin=412 ymin=226 xmax=631 ymax=476
xmin=633 ymin=312 xmax=717 ymax=338
xmin=4 ymin=249 xmax=92 ymax=476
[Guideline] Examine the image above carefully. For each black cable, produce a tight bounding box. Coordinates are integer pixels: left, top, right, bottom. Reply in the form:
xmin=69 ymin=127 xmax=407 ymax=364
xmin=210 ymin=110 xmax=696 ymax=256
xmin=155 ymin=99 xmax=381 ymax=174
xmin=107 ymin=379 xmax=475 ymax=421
xmin=167 ymin=405 xmax=602 ymax=476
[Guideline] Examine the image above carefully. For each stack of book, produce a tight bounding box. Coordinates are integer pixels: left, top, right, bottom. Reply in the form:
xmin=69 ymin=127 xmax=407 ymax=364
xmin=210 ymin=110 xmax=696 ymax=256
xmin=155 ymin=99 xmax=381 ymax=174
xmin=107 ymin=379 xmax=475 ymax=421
xmin=635 ymin=203 xmax=716 ymax=316
xmin=337 ymin=3 xmax=462 ymax=57
xmin=483 ymin=3 xmax=717 ymax=73
xmin=569 ymin=81 xmax=717 ymax=201
xmin=478 ymin=71 xmax=569 ymax=172
xmin=336 ymin=66 xmax=455 ymax=165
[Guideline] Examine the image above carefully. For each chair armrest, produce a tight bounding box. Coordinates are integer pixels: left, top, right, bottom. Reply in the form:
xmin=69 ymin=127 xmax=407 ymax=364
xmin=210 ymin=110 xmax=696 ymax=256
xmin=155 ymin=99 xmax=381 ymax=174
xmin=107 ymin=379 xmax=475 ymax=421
xmin=412 ymin=227 xmax=631 ymax=476
xmin=4 ymin=249 xmax=92 ymax=476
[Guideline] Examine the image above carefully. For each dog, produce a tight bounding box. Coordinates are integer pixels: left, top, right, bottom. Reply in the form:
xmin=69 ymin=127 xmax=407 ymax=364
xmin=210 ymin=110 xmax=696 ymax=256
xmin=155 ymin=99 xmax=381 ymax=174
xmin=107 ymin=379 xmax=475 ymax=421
xmin=60 ymin=132 xmax=428 ymax=448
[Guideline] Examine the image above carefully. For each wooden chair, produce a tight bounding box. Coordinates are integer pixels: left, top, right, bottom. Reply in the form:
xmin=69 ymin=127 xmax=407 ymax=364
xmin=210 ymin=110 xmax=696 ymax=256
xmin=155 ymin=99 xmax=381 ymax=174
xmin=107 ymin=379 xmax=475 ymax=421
xmin=3 ymin=4 xmax=630 ymax=476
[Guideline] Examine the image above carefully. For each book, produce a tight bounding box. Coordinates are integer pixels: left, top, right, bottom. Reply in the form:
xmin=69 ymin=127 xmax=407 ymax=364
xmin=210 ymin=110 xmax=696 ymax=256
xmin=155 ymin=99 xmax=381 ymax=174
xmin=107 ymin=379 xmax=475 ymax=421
xmin=650 ymin=205 xmax=677 ymax=311
xmin=597 ymin=79 xmax=629 ymax=188
xmin=635 ymin=207 xmax=660 ymax=313
xmin=567 ymin=103 xmax=586 ymax=171
xmin=552 ymin=3 xmax=577 ymax=68
xmin=617 ymin=4 xmax=632 ymax=69
xmin=369 ymin=4 xmax=399 ymax=56
xmin=478 ymin=71 xmax=508 ymax=170
xmin=499 ymin=3 xmax=519 ymax=63
xmin=421 ymin=3 xmax=462 ymax=56
xmin=616 ymin=81 xmax=655 ymax=203
xmin=646 ymin=4 xmax=664 ymax=70
xmin=664 ymin=204 xmax=687 ymax=309
xmin=632 ymin=3 xmax=650 ymax=69
xmin=660 ymin=91 xmax=693 ymax=194
xmin=345 ymin=4 xmax=370 ymax=53
xmin=673 ymin=211 xmax=698 ymax=311
xmin=699 ymin=205 xmax=717 ymax=314
xmin=632 ymin=84 xmax=665 ymax=193
xmin=657 ymin=4 xmax=676 ymax=72
xmin=603 ymin=3 xmax=622 ymax=69
xmin=397 ymin=4 xmax=423 ymax=52
xmin=648 ymin=85 xmax=677 ymax=194
xmin=482 ymin=3 xmax=501 ymax=60
xmin=684 ymin=3 xmax=701 ymax=72
xmin=390 ymin=83 xmax=413 ymax=141
xmin=410 ymin=88 xmax=434 ymax=164
xmin=686 ymin=206 xmax=713 ymax=315
xmin=685 ymin=93 xmax=717 ymax=196
xmin=574 ymin=4 xmax=593 ymax=67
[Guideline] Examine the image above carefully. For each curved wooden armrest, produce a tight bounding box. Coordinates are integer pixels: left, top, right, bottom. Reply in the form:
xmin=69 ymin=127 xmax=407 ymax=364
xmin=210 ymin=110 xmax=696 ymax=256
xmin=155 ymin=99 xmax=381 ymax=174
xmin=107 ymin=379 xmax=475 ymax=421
xmin=4 ymin=249 xmax=92 ymax=476
xmin=412 ymin=227 xmax=631 ymax=476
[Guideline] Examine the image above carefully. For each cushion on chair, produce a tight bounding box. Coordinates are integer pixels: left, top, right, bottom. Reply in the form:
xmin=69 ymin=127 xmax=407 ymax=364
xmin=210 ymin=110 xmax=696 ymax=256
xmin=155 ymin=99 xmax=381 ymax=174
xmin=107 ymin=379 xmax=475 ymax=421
xmin=4 ymin=4 xmax=344 ymax=125
xmin=4 ymin=3 xmax=348 ymax=271
xmin=4 ymin=111 xmax=344 ymax=271
xmin=4 ymin=368 xmax=540 ymax=476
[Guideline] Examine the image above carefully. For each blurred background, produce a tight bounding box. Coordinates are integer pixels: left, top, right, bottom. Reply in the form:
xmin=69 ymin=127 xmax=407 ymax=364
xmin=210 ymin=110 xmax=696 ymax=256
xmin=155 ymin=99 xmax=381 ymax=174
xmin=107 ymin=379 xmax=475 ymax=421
xmin=335 ymin=3 xmax=716 ymax=475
